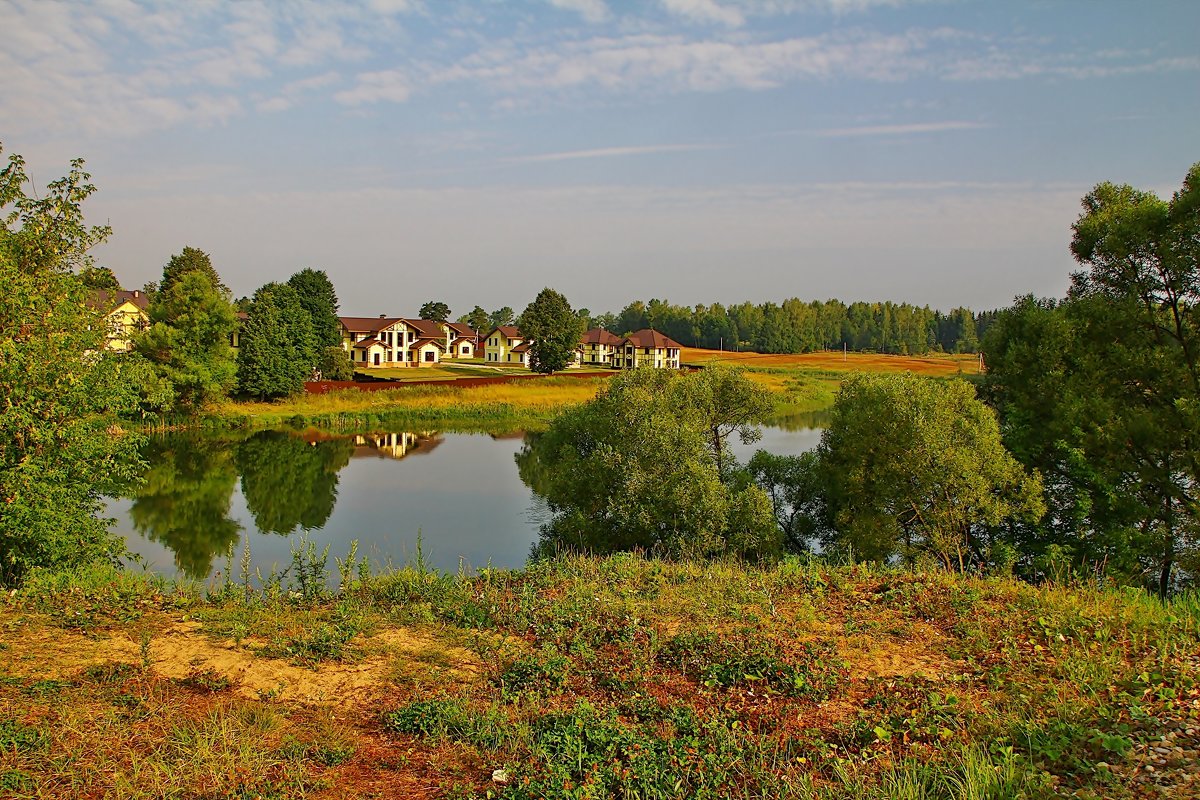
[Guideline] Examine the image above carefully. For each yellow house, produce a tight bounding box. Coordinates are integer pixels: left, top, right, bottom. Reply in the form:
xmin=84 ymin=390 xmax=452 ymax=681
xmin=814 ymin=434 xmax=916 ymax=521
xmin=92 ymin=289 xmax=149 ymax=352
xmin=581 ymin=327 xmax=623 ymax=366
xmin=340 ymin=316 xmax=477 ymax=367
xmin=441 ymin=322 xmax=478 ymax=359
xmin=340 ymin=316 xmax=418 ymax=367
xmin=482 ymin=326 xmax=525 ymax=364
xmin=610 ymin=329 xmax=682 ymax=369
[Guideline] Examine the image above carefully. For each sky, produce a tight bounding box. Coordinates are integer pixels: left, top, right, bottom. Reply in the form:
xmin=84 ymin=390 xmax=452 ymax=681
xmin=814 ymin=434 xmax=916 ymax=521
xmin=3 ymin=0 xmax=1198 ymax=317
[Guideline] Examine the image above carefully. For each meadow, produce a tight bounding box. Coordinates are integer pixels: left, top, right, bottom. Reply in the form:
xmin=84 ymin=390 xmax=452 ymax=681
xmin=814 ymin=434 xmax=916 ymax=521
xmin=191 ymin=348 xmax=980 ymax=435
xmin=2 ymin=553 xmax=1196 ymax=799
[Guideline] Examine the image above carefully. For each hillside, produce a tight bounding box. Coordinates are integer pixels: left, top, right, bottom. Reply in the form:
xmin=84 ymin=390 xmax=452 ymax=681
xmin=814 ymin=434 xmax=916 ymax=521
xmin=1 ymin=556 xmax=1196 ymax=798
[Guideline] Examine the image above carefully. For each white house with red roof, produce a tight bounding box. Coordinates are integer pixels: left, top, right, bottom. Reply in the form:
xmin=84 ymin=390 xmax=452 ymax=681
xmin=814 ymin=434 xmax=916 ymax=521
xmin=339 ymin=315 xmax=477 ymax=368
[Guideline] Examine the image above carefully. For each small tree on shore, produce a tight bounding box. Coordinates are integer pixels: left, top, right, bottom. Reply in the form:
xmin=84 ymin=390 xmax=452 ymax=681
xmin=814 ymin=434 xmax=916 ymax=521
xmin=236 ymin=282 xmax=317 ymax=399
xmin=519 ymin=288 xmax=586 ymax=374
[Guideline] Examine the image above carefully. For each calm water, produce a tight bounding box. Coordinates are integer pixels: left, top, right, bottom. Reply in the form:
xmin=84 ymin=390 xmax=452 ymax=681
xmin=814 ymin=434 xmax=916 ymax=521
xmin=108 ymin=419 xmax=824 ymax=583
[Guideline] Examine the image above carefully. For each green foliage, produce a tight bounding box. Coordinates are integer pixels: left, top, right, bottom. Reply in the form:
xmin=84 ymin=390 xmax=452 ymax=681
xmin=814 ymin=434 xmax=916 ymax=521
xmin=78 ymin=265 xmax=120 ymax=290
xmin=0 ymin=146 xmax=144 ymax=586
xmin=287 ymin=268 xmax=341 ymax=348
xmin=317 ymin=345 xmax=353 ymax=381
xmin=236 ymin=282 xmax=318 ymax=400
xmin=747 ymin=450 xmax=827 ymax=551
xmin=419 ymin=300 xmax=450 ymax=322
xmin=820 ymin=373 xmax=1045 ymax=569
xmin=518 ymin=287 xmax=587 ymax=374
xmin=984 ymin=163 xmax=1200 ymax=594
xmin=488 ymin=305 xmax=515 ymax=329
xmin=521 ymin=366 xmax=779 ymax=558
xmin=461 ymin=304 xmax=489 ymax=333
xmin=611 ymin=296 xmax=958 ymax=354
xmin=136 ymin=264 xmax=238 ymax=411
xmin=159 ymin=246 xmax=227 ymax=295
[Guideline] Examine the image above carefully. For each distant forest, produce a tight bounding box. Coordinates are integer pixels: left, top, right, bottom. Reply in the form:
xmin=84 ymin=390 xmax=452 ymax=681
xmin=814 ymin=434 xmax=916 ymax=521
xmin=593 ymin=299 xmax=993 ymax=355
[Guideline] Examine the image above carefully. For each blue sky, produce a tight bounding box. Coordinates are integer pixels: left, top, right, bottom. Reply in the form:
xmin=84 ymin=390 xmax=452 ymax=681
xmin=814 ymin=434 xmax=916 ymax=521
xmin=3 ymin=0 xmax=1197 ymax=316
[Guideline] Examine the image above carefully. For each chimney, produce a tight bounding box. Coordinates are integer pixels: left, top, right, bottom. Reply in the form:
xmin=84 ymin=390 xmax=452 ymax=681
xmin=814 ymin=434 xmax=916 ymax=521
xmin=133 ymin=290 xmax=139 ymax=297
xmin=379 ymin=313 xmax=386 ymax=318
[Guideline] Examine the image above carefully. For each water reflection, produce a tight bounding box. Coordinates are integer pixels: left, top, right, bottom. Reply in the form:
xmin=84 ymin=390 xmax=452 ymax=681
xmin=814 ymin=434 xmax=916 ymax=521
xmin=236 ymin=432 xmax=354 ymax=535
xmin=127 ymin=437 xmax=241 ymax=580
xmin=113 ymin=421 xmax=825 ymax=582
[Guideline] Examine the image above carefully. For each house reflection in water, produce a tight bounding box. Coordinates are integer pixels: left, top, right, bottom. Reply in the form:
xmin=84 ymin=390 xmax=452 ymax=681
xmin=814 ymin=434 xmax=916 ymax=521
xmin=351 ymin=431 xmax=443 ymax=460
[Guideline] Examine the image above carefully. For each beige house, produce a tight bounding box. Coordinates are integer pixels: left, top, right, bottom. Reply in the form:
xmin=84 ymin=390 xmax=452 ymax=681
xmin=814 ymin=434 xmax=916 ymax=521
xmin=340 ymin=316 xmax=477 ymax=368
xmin=580 ymin=327 xmax=624 ymax=366
xmin=610 ymin=329 xmax=683 ymax=369
xmin=482 ymin=325 xmax=525 ymax=365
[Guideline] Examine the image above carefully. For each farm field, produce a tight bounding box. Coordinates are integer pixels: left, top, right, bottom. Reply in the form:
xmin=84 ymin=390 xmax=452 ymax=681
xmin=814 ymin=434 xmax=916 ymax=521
xmin=682 ymin=347 xmax=983 ymax=376
xmin=2 ymin=556 xmax=1195 ymax=799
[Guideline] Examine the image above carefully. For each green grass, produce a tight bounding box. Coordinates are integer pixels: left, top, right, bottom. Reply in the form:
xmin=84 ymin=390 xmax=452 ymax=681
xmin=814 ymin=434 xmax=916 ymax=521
xmin=4 ymin=555 xmax=1198 ymax=798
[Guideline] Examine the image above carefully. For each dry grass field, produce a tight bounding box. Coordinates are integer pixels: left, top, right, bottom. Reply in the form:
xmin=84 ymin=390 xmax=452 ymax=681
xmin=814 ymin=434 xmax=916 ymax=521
xmin=681 ymin=347 xmax=983 ymax=377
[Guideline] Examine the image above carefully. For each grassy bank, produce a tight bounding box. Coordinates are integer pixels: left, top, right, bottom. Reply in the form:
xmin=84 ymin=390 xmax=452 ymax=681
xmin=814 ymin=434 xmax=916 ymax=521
xmin=145 ymin=350 xmax=978 ymax=436
xmin=3 ymin=554 xmax=1197 ymax=798
xmin=184 ymin=377 xmax=614 ymax=435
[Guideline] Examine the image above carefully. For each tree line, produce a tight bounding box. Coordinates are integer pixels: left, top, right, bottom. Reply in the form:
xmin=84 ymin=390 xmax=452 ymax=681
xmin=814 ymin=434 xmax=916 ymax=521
xmin=521 ymin=162 xmax=1200 ymax=596
xmin=579 ymin=298 xmax=985 ymax=355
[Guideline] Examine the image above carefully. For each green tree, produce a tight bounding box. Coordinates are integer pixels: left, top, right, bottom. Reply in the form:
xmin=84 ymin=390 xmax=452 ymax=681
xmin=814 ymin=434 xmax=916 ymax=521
xmin=489 ymin=306 xmax=515 ymax=329
xmin=236 ymin=282 xmax=318 ymax=400
xmin=747 ymin=450 xmax=827 ymax=552
xmin=135 ymin=269 xmax=238 ymax=410
xmin=678 ymin=363 xmax=773 ymax=480
xmin=0 ymin=146 xmax=144 ymax=585
xmin=519 ymin=288 xmax=586 ymax=374
xmin=520 ymin=368 xmax=778 ymax=559
xmin=160 ymin=246 xmax=228 ymax=296
xmin=420 ymin=301 xmax=450 ymax=322
xmin=820 ymin=373 xmax=1044 ymax=570
xmin=79 ymin=265 xmax=120 ymax=290
xmin=461 ymin=305 xmax=489 ymax=333
xmin=287 ymin=268 xmax=341 ymax=347
xmin=318 ymin=345 xmax=354 ymax=381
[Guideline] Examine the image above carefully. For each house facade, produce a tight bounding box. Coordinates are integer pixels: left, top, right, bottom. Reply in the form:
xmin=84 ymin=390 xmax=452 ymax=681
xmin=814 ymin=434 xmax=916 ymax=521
xmin=93 ymin=289 xmax=149 ymax=352
xmin=610 ymin=329 xmax=682 ymax=370
xmin=340 ymin=316 xmax=477 ymax=367
xmin=580 ymin=327 xmax=624 ymax=366
xmin=482 ymin=326 xmax=525 ymax=364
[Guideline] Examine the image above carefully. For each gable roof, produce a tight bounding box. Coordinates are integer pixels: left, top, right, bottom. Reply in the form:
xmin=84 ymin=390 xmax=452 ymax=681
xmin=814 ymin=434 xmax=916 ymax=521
xmin=621 ymin=329 xmax=683 ymax=349
xmin=404 ymin=318 xmax=446 ymax=339
xmin=410 ymin=336 xmax=447 ymax=350
xmin=484 ymin=325 xmax=522 ymax=341
xmin=510 ymin=342 xmax=531 ymax=353
xmin=350 ymin=337 xmax=386 ymax=350
xmin=444 ymin=321 xmax=475 ymax=337
xmin=340 ymin=316 xmax=404 ymax=333
xmin=91 ymin=289 xmax=149 ymax=313
xmin=582 ymin=327 xmax=622 ymax=346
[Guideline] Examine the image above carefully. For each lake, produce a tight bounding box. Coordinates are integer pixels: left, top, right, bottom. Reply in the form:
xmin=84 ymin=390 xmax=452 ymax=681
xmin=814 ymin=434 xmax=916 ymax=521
xmin=107 ymin=419 xmax=824 ymax=583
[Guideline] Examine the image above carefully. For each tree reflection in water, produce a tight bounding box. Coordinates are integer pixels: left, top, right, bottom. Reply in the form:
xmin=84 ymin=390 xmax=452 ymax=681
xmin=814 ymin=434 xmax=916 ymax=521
xmin=126 ymin=431 xmax=354 ymax=580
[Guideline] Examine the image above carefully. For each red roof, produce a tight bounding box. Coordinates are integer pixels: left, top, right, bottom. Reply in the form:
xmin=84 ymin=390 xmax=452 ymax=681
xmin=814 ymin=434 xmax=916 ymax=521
xmin=92 ymin=289 xmax=149 ymax=312
xmin=445 ymin=322 xmax=476 ymax=337
xmin=410 ymin=337 xmax=446 ymax=350
xmin=510 ymin=342 xmax=531 ymax=353
xmin=485 ymin=325 xmax=522 ymax=341
xmin=351 ymin=338 xmax=385 ymax=349
xmin=582 ymin=327 xmax=622 ymax=346
xmin=404 ymin=318 xmax=447 ymax=339
xmin=621 ymin=329 xmax=683 ymax=349
xmin=340 ymin=316 xmax=403 ymax=333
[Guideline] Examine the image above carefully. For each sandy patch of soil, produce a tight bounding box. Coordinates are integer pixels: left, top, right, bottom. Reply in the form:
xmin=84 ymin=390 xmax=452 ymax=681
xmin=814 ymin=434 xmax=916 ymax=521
xmin=0 ymin=615 xmax=482 ymax=709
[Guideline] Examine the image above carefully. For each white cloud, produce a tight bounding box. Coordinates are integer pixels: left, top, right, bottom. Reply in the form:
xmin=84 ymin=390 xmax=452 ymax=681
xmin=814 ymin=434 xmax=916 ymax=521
xmin=547 ymin=0 xmax=610 ymax=23
xmin=333 ymin=69 xmax=412 ymax=105
xmin=661 ymin=0 xmax=745 ymax=27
